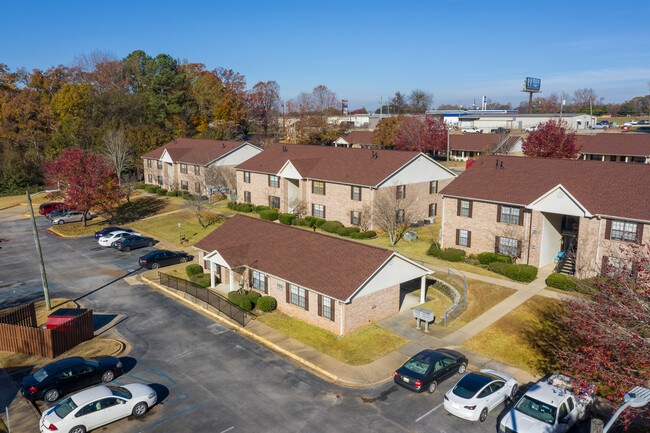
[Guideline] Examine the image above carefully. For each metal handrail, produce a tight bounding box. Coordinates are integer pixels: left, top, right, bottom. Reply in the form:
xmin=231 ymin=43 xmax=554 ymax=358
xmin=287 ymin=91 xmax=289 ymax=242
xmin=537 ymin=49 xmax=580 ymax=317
xmin=555 ymin=233 xmax=577 ymax=274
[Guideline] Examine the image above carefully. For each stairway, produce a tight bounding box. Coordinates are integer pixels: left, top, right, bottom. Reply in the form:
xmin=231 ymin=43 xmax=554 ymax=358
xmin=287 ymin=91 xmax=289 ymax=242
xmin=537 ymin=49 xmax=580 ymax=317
xmin=557 ymin=254 xmax=576 ymax=275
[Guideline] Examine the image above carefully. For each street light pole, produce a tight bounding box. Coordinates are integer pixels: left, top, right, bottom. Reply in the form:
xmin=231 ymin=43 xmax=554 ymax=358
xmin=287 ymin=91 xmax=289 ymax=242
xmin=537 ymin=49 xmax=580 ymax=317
xmin=27 ymin=189 xmax=58 ymax=310
xmin=603 ymin=386 xmax=650 ymax=433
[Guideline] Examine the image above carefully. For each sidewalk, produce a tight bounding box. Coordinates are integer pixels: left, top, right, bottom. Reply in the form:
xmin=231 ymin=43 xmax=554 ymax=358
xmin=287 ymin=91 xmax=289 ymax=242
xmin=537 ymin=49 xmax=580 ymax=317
xmin=0 ymin=363 xmax=40 ymax=433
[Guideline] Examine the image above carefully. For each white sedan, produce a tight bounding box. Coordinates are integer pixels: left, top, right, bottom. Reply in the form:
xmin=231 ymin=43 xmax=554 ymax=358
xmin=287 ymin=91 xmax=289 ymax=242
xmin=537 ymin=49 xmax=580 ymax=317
xmin=462 ymin=127 xmax=483 ymax=133
xmin=97 ymin=230 xmax=141 ymax=247
xmin=40 ymin=383 xmax=156 ymax=433
xmin=443 ymin=369 xmax=518 ymax=422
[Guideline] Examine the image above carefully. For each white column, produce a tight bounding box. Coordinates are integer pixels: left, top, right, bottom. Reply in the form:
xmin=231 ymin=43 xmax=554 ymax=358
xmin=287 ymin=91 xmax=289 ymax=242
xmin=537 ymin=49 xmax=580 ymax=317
xmin=210 ymin=261 xmax=215 ymax=288
xmin=229 ymin=268 xmax=235 ymax=292
xmin=420 ymin=276 xmax=426 ymax=304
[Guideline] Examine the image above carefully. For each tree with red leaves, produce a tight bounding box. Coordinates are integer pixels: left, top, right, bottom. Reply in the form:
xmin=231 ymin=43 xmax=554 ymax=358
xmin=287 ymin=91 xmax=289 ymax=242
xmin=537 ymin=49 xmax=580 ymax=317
xmin=394 ymin=115 xmax=448 ymax=153
xmin=248 ymin=80 xmax=280 ymax=133
xmin=44 ymin=148 xmax=123 ymax=226
xmin=522 ymin=119 xmax=581 ymax=158
xmin=552 ymin=242 xmax=649 ymax=428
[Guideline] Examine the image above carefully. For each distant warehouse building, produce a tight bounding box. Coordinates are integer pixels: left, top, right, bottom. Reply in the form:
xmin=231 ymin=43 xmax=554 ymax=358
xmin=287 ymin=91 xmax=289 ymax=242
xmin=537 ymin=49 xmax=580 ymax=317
xmin=429 ymin=110 xmax=595 ymax=132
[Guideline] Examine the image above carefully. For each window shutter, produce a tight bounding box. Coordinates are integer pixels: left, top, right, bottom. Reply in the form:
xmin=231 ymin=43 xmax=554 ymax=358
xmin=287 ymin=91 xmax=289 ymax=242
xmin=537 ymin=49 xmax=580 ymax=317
xmin=468 ymin=201 xmax=473 ymax=218
xmin=317 ymin=294 xmax=322 ymax=317
xmin=351 ymin=186 xmax=354 ymax=200
xmin=495 ymin=236 xmax=501 ymax=253
xmin=311 ymin=181 xmax=314 ymax=194
xmin=249 ymin=269 xmax=252 ymax=289
xmin=517 ymin=240 xmax=522 ymax=257
xmin=323 ymin=206 xmax=326 ymax=219
xmin=604 ymin=219 xmax=612 ymax=240
xmin=264 ymin=276 xmax=268 ymax=294
xmin=467 ymin=231 xmax=472 ymax=248
xmin=435 ymin=181 xmax=438 ymax=193
xmin=403 ymin=185 xmax=406 ymax=198
xmin=268 ymin=175 xmax=271 ymax=186
xmin=350 ymin=211 xmax=354 ymax=225
xmin=518 ymin=209 xmax=524 ymax=226
xmin=304 ymin=291 xmax=309 ymax=311
xmin=286 ymin=284 xmax=290 ymax=303
xmin=455 ymin=229 xmax=460 ymax=245
xmin=497 ymin=205 xmax=502 ymax=222
xmin=636 ymin=223 xmax=644 ymax=244
xmin=331 ymin=299 xmax=336 ymax=321
xmin=601 ymin=256 xmax=609 ymax=276
xmin=359 ymin=188 xmax=362 ymax=200
xmin=457 ymin=200 xmax=461 ymax=216
xmin=311 ymin=203 xmax=314 ymax=215
xmin=323 ymin=182 xmax=326 ymax=195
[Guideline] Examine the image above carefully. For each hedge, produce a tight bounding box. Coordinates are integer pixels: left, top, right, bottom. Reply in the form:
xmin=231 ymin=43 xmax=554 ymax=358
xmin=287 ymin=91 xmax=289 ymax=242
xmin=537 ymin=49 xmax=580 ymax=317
xmin=259 ymin=209 xmax=279 ymax=221
xmin=236 ymin=203 xmax=254 ymax=213
xmin=321 ymin=221 xmax=344 ymax=233
xmin=489 ymin=262 xmax=538 ymax=282
xmin=350 ymin=230 xmax=376 ymax=239
xmin=257 ymin=296 xmax=277 ymax=312
xmin=546 ymin=273 xmax=578 ymax=291
xmin=134 ymin=183 xmax=146 ymax=189
xmin=156 ymin=188 xmax=168 ymax=196
xmin=337 ymin=226 xmax=360 ymax=237
xmin=293 ymin=218 xmax=311 ymax=226
xmin=180 ymin=191 xmax=193 ymax=199
xmin=313 ymin=218 xmax=327 ymax=228
xmin=427 ymin=243 xmax=466 ymax=262
xmin=227 ymin=289 xmax=261 ymax=310
xmin=477 ymin=252 xmax=512 ymax=265
xmin=239 ymin=299 xmax=253 ymax=311
xmin=145 ymin=185 xmax=160 ymax=193
xmin=227 ymin=201 xmax=237 ymax=210
xmin=304 ymin=216 xmax=316 ymax=225
xmin=166 ymin=190 xmax=179 ymax=197
xmin=255 ymin=205 xmax=270 ymax=213
xmin=190 ymin=273 xmax=211 ymax=287
xmin=278 ymin=213 xmax=296 ymax=225
xmin=186 ymin=264 xmax=203 ymax=277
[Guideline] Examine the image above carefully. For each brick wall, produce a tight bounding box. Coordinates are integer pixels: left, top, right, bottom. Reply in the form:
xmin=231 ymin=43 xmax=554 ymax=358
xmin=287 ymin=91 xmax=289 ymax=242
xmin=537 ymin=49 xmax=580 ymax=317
xmin=341 ymin=284 xmax=399 ymax=334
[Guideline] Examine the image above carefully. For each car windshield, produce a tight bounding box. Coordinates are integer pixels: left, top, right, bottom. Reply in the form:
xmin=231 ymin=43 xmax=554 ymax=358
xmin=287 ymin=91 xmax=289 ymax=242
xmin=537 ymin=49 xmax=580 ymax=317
xmin=452 ymin=373 xmax=493 ymax=399
xmin=54 ymin=397 xmax=77 ymax=419
xmin=403 ymin=358 xmax=430 ymax=375
xmin=515 ymin=395 xmax=557 ymax=425
xmin=108 ymin=385 xmax=132 ymax=400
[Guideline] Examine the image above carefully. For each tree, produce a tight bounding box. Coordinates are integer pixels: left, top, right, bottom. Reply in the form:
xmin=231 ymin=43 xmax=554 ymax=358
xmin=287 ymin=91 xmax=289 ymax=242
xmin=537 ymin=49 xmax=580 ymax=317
xmin=408 ymin=90 xmax=433 ymax=113
xmin=572 ymin=88 xmax=603 ymax=112
xmin=522 ymin=119 xmax=581 ymax=159
xmin=391 ymin=92 xmax=409 ymax=114
xmin=394 ymin=115 xmax=448 ymax=153
xmin=372 ymin=116 xmax=405 ymax=148
xmin=102 ymin=129 xmax=133 ymax=185
xmin=372 ymin=186 xmax=415 ymax=246
xmin=248 ymin=80 xmax=280 ymax=133
xmin=43 ymin=148 xmax=123 ymax=226
xmin=349 ymin=107 xmax=367 ymax=115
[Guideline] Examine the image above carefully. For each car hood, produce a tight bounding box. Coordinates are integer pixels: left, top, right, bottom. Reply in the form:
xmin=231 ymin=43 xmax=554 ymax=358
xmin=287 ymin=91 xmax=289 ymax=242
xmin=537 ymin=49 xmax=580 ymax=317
xmin=501 ymin=409 xmax=553 ymax=433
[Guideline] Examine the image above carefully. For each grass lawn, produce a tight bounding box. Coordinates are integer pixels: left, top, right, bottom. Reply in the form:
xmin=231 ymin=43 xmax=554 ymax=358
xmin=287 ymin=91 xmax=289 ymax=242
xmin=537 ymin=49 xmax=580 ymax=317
xmin=416 ymin=287 xmax=454 ymax=319
xmin=0 ymin=192 xmax=54 ymax=211
xmin=460 ymin=295 xmax=565 ymax=375
xmin=130 ymin=210 xmax=226 ymax=246
xmin=445 ymin=279 xmax=516 ymax=330
xmin=256 ymin=311 xmax=408 ymax=365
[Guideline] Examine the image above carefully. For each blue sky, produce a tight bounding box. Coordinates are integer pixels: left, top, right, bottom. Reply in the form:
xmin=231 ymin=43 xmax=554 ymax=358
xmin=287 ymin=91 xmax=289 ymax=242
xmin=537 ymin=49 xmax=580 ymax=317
xmin=2 ymin=0 xmax=649 ymax=110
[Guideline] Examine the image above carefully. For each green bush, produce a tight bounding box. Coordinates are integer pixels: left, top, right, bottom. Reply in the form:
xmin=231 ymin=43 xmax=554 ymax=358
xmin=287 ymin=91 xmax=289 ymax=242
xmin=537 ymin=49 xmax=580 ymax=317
xmin=426 ymin=243 xmax=466 ymax=262
xmin=489 ymin=263 xmax=538 ymax=282
xmin=227 ymin=290 xmax=245 ymax=306
xmin=156 ymin=188 xmax=168 ymax=195
xmin=236 ymin=203 xmax=254 ymax=213
xmin=278 ymin=213 xmax=296 ymax=225
xmin=257 ymin=296 xmax=277 ymax=312
xmin=255 ymin=205 xmax=270 ymax=213
xmin=190 ymin=273 xmax=211 ymax=287
xmin=185 ymin=264 xmax=203 ymax=277
xmin=166 ymin=190 xmax=179 ymax=197
xmin=134 ymin=183 xmax=146 ymax=189
xmin=314 ymin=218 xmax=327 ymax=228
xmin=304 ymin=216 xmax=316 ymax=225
xmin=546 ymin=273 xmax=578 ymax=291
xmin=227 ymin=289 xmax=261 ymax=310
xmin=337 ymin=226 xmax=360 ymax=237
xmin=321 ymin=221 xmax=344 ymax=233
xmin=293 ymin=218 xmax=310 ymax=226
xmin=259 ymin=209 xmax=279 ymax=221
xmin=227 ymin=201 xmax=237 ymax=210
xmin=248 ymin=291 xmax=262 ymax=303
xmin=350 ymin=230 xmax=377 ymax=239
xmin=145 ymin=185 xmax=160 ymax=193
xmin=477 ymin=252 xmax=512 ymax=265
xmin=180 ymin=191 xmax=193 ymax=199
xmin=239 ymin=299 xmax=253 ymax=311
xmin=427 ymin=242 xmax=441 ymax=256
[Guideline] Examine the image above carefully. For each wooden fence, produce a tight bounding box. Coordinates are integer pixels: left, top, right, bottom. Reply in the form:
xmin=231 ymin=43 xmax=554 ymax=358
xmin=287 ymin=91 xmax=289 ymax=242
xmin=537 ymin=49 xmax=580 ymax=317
xmin=0 ymin=303 xmax=94 ymax=358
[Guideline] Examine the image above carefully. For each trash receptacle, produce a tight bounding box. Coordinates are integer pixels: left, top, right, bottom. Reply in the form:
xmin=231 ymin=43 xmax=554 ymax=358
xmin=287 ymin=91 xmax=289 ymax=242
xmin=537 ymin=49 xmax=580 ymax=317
xmin=46 ymin=308 xmax=87 ymax=329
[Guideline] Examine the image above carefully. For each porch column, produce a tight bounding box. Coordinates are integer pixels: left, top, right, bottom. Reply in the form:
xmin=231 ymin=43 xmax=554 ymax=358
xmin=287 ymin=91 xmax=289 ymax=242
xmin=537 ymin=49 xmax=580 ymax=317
xmin=420 ymin=275 xmax=426 ymax=304
xmin=229 ymin=268 xmax=235 ymax=292
xmin=210 ymin=261 xmax=215 ymax=288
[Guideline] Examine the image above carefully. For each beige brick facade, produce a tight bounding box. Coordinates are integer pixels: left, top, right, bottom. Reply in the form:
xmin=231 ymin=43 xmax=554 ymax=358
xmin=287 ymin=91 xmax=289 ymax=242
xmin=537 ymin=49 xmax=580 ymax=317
xmin=144 ymin=159 xmax=211 ymax=195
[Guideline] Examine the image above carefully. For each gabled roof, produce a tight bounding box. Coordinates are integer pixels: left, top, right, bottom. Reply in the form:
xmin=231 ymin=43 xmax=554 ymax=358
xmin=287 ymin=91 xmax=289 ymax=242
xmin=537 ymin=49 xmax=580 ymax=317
xmin=236 ymin=143 xmax=422 ymax=186
xmin=193 ymin=214 xmax=394 ymax=301
xmin=439 ymin=155 xmax=650 ymax=221
xmin=449 ymin=134 xmax=519 ymax=152
xmin=141 ymin=138 xmax=251 ymax=165
xmin=576 ymin=133 xmax=650 ymax=157
xmin=340 ymin=131 xmax=375 ymax=145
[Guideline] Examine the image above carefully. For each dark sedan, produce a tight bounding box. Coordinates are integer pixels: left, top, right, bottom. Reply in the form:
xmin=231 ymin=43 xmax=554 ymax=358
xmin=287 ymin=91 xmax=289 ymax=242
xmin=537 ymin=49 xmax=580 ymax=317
xmin=20 ymin=356 xmax=123 ymax=402
xmin=94 ymin=226 xmax=134 ymax=239
xmin=139 ymin=250 xmax=194 ymax=269
xmin=112 ymin=235 xmax=157 ymax=252
xmin=394 ymin=349 xmax=467 ymax=393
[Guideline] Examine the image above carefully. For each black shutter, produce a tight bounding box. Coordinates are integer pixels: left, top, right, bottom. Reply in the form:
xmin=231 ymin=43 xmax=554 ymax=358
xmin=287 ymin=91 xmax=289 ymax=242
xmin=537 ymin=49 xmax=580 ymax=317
xmin=517 ymin=240 xmax=522 ymax=257
xmin=497 ymin=205 xmax=502 ymax=222
xmin=249 ymin=269 xmax=253 ymax=290
xmin=311 ymin=203 xmax=314 ymax=216
xmin=331 ymin=299 xmax=336 ymax=321
xmin=435 ymin=181 xmax=438 ymax=193
xmin=264 ymin=275 xmax=268 ymax=294
xmin=351 ymin=186 xmax=354 ymax=200
xmin=286 ymin=283 xmax=290 ymax=304
xmin=467 ymin=231 xmax=472 ymax=248
xmin=604 ymin=219 xmax=612 ymax=240
xmin=468 ymin=201 xmax=473 ymax=218
xmin=268 ymin=175 xmax=271 ymax=186
xmin=455 ymin=229 xmax=460 ymax=245
xmin=323 ymin=182 xmax=326 ymax=195
xmin=457 ymin=200 xmax=461 ymax=216
xmin=403 ymin=185 xmax=406 ymax=198
xmin=495 ymin=236 xmax=501 ymax=253
xmin=317 ymin=294 xmax=322 ymax=317
xmin=311 ymin=181 xmax=314 ymax=194
xmin=636 ymin=223 xmax=644 ymax=244
xmin=323 ymin=206 xmax=326 ymax=219
xmin=518 ymin=209 xmax=524 ymax=226
xmin=304 ymin=290 xmax=309 ymax=311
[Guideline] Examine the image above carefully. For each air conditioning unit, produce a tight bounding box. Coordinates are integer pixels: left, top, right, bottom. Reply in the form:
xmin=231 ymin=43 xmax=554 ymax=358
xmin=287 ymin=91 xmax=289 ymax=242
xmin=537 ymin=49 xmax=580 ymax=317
xmin=424 ymin=217 xmax=436 ymax=224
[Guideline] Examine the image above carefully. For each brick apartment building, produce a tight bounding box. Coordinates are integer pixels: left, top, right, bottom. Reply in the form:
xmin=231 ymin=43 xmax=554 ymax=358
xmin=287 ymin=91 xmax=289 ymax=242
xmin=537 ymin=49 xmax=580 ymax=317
xmin=448 ymin=134 xmax=523 ymax=161
xmin=193 ymin=215 xmax=431 ymax=335
xmin=234 ymin=143 xmax=457 ymax=228
xmin=439 ymin=155 xmax=650 ymax=278
xmin=142 ymin=138 xmax=262 ymax=195
xmin=576 ymin=133 xmax=650 ymax=163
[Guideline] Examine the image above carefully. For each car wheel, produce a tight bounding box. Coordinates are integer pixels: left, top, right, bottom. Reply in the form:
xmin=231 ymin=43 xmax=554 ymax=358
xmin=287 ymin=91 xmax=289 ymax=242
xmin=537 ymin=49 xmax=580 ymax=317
xmin=101 ymin=370 xmax=115 ymax=383
xmin=509 ymin=384 xmax=519 ymax=401
xmin=427 ymin=381 xmax=437 ymax=393
xmin=147 ymin=241 xmax=153 ymax=247
xmin=44 ymin=388 xmax=60 ymax=402
xmin=57 ymin=220 xmax=65 ymax=225
xmin=69 ymin=426 xmax=86 ymax=433
xmin=479 ymin=408 xmax=488 ymax=422
xmin=133 ymin=402 xmax=148 ymax=417
xmin=124 ymin=246 xmax=131 ymax=252
xmin=151 ymin=262 xmax=159 ymax=269
xmin=458 ymin=363 xmax=467 ymax=374
xmin=179 ymin=257 xmax=188 ymax=263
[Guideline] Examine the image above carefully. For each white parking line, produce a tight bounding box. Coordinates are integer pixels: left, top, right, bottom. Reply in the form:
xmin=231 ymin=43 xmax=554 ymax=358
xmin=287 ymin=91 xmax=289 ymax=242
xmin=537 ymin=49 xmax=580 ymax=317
xmin=415 ymin=403 xmax=443 ymax=422
xmin=219 ymin=427 xmax=234 ymax=433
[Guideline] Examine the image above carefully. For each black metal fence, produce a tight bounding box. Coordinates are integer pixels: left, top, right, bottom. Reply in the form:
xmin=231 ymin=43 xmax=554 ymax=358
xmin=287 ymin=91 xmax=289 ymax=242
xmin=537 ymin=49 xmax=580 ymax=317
xmin=159 ymin=273 xmax=248 ymax=326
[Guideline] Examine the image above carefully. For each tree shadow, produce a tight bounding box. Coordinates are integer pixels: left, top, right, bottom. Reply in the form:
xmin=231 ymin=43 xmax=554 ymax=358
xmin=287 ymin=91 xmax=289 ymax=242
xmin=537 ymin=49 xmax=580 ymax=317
xmin=108 ymin=197 xmax=167 ymax=224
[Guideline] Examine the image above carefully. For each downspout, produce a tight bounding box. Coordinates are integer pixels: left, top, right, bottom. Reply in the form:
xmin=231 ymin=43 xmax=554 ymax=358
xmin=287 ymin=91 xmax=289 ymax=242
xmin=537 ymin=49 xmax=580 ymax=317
xmin=339 ymin=301 xmax=345 ymax=337
xmin=526 ymin=210 xmax=533 ymax=265
xmin=595 ymin=217 xmax=602 ymax=275
xmin=370 ymin=188 xmax=375 ymax=231
xmin=440 ymin=197 xmax=445 ymax=247
xmin=523 ymin=208 xmax=529 ymax=264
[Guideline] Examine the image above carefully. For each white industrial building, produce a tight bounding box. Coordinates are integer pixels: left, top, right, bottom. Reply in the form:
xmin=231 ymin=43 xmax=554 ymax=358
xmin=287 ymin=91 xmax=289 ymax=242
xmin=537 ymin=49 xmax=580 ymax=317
xmin=431 ymin=111 xmax=595 ymax=131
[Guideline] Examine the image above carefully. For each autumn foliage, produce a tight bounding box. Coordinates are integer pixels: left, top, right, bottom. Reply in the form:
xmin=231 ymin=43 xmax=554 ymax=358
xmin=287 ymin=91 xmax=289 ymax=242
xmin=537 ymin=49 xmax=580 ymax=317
xmin=394 ymin=115 xmax=448 ymax=153
xmin=522 ymin=119 xmax=581 ymax=158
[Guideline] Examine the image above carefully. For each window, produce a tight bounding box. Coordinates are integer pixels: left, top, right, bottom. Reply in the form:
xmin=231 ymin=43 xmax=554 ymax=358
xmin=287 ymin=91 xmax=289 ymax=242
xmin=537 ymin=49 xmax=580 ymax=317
xmin=558 ymin=403 xmax=568 ymax=420
xmin=396 ymin=185 xmax=405 ymax=199
xmin=567 ymin=397 xmax=575 ymax=412
xmin=498 ymin=236 xmax=519 ymax=256
xmin=429 ymin=181 xmax=437 ymax=194
xmin=313 ymin=204 xmax=325 ymax=218
xmin=459 ymin=200 xmax=471 ymax=217
xmin=252 ymin=270 xmax=266 ymax=293
xmin=157 ymin=176 xmax=163 ymax=185
xmin=589 ymin=154 xmax=603 ymax=161
xmin=269 ymin=196 xmax=280 ymax=209
xmin=458 ymin=229 xmax=470 ymax=247
xmin=611 ymin=220 xmax=638 ymax=242
xmin=244 ymin=171 xmax=250 ymax=183
xmin=180 ymin=164 xmax=188 ymax=174
xmin=312 ymin=181 xmax=325 ymax=195
xmin=500 ymin=206 xmax=521 ymax=225
xmin=269 ymin=175 xmax=279 ymax=188
xmin=195 ymin=183 xmax=201 ymax=194
xmin=321 ymin=296 xmax=333 ymax=320
xmin=194 ymin=165 xmax=200 ymax=175
xmin=351 ymin=211 xmax=360 ymax=226
xmin=157 ymin=160 xmax=163 ymax=169
xmin=289 ymin=284 xmax=306 ymax=309
xmin=632 ymin=156 xmax=645 ymax=163
xmin=147 ymin=159 xmax=152 ymax=168
xmin=603 ymin=256 xmax=634 ymax=279
xmin=396 ymin=209 xmax=405 ymax=223
xmin=181 ymin=180 xmax=188 ymax=190
xmin=243 ymin=191 xmax=251 ymax=203
xmin=351 ymin=186 xmax=361 ymax=201
xmin=428 ymin=203 xmax=436 ymax=217
xmin=148 ymin=174 xmax=152 ymax=183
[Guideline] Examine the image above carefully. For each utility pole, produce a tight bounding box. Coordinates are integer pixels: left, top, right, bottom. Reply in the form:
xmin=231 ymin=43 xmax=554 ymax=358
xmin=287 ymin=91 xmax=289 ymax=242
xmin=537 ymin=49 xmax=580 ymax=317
xmin=27 ymin=190 xmax=58 ymax=310
xmin=379 ymin=96 xmax=383 ymax=119
xmin=446 ymin=127 xmax=450 ymax=168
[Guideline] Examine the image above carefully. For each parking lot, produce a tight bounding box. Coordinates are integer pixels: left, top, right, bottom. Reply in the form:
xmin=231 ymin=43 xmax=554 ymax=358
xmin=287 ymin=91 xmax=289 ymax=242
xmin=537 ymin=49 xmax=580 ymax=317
xmin=1 ymin=209 xmax=589 ymax=433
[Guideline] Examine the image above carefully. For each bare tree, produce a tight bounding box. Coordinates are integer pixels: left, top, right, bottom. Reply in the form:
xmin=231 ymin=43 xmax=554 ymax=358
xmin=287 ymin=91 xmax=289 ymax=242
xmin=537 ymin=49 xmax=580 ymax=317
xmin=121 ymin=172 xmax=141 ymax=204
xmin=200 ymin=164 xmax=237 ymax=203
xmin=492 ymin=223 xmax=528 ymax=264
xmin=289 ymin=197 xmax=308 ymax=217
xmin=372 ymin=186 xmax=415 ymax=246
xmin=408 ymin=90 xmax=433 ymax=114
xmin=185 ymin=194 xmax=208 ymax=228
xmin=103 ymin=129 xmax=133 ymax=186
xmin=358 ymin=203 xmax=372 ymax=231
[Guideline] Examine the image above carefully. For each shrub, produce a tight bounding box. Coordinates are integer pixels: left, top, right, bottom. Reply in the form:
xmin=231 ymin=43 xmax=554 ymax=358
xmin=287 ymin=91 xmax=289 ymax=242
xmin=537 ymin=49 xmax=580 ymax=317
xmin=239 ymin=299 xmax=253 ymax=311
xmin=350 ymin=230 xmax=377 ymax=239
xmin=304 ymin=216 xmax=316 ymax=225
xmin=227 ymin=290 xmax=245 ymax=306
xmin=278 ymin=213 xmax=296 ymax=225
xmin=489 ymin=262 xmax=538 ymax=282
xmin=202 ymin=211 xmax=223 ymax=225
xmin=313 ymin=218 xmax=327 ymax=228
xmin=477 ymin=252 xmax=512 ymax=265
xmin=166 ymin=190 xmax=179 ymax=197
xmin=259 ymin=209 xmax=279 ymax=221
xmin=257 ymin=296 xmax=277 ymax=312
xmin=546 ymin=273 xmax=578 ymax=291
xmin=227 ymin=289 xmax=261 ymax=310
xmin=180 ymin=191 xmax=193 ymax=199
xmin=145 ymin=185 xmax=160 ymax=194
xmin=337 ymin=226 xmax=360 ymax=237
xmin=293 ymin=218 xmax=310 ymax=226
xmin=190 ymin=273 xmax=211 ymax=288
xmin=427 ymin=242 xmax=441 ymax=256
xmin=427 ymin=243 xmax=466 ymax=262
xmin=134 ymin=183 xmax=146 ymax=189
xmin=236 ymin=203 xmax=254 ymax=213
xmin=186 ymin=264 xmax=203 ymax=277
xmin=321 ymin=220 xmax=344 ymax=233
xmin=255 ymin=205 xmax=270 ymax=213
xmin=156 ymin=188 xmax=168 ymax=196
xmin=227 ymin=201 xmax=237 ymax=210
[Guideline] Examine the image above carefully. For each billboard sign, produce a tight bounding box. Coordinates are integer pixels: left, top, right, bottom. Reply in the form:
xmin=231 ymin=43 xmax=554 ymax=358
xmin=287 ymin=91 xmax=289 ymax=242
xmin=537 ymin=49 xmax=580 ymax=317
xmin=342 ymin=99 xmax=349 ymax=115
xmin=524 ymin=77 xmax=541 ymax=92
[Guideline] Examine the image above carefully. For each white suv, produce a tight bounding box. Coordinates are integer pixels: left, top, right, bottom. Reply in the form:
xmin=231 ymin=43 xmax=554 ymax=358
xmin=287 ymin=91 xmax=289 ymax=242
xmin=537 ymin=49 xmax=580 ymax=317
xmin=462 ymin=127 xmax=483 ymax=134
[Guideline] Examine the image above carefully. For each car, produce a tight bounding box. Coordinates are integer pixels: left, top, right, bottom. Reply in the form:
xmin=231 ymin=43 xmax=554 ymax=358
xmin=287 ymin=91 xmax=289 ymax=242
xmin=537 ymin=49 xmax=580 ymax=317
xmin=50 ymin=211 xmax=94 ymax=225
xmin=525 ymin=125 xmax=538 ymax=132
xmin=394 ymin=349 xmax=468 ymax=393
xmin=596 ymin=121 xmax=611 ymax=126
xmin=589 ymin=124 xmax=605 ymax=129
xmin=20 ymin=356 xmax=123 ymax=403
xmin=39 ymin=383 xmax=157 ymax=433
xmin=39 ymin=202 xmax=65 ymax=216
xmin=623 ymin=120 xmax=637 ymax=126
xmin=443 ymin=369 xmax=518 ymax=422
xmin=94 ymin=227 xmax=134 ymax=239
xmin=638 ymin=119 xmax=649 ymax=125
xmin=111 ymin=235 xmax=157 ymax=252
xmin=462 ymin=127 xmax=483 ymax=134
xmin=46 ymin=209 xmax=71 ymax=221
xmin=97 ymin=230 xmax=142 ymax=247
xmin=139 ymin=250 xmax=194 ymax=269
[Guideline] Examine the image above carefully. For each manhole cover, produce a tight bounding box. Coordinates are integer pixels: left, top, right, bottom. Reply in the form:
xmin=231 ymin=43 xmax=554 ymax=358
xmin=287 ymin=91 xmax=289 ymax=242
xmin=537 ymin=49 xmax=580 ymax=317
xmin=206 ymin=323 xmax=229 ymax=335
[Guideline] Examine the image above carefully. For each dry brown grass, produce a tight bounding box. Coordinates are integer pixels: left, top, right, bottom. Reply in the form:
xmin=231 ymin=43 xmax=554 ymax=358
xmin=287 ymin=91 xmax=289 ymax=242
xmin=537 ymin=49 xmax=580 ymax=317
xmin=446 ymin=279 xmax=516 ymax=330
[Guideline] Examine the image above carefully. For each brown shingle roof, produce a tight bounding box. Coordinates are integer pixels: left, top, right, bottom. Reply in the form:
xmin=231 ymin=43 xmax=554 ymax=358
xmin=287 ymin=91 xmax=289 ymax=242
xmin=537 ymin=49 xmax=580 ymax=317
xmin=576 ymin=134 xmax=650 ymax=157
xmin=439 ymin=155 xmax=650 ymax=221
xmin=193 ymin=214 xmax=393 ymax=301
xmin=236 ymin=143 xmax=419 ymax=186
xmin=342 ymin=131 xmax=374 ymax=145
xmin=449 ymin=134 xmax=517 ymax=152
xmin=141 ymin=138 xmax=250 ymax=165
